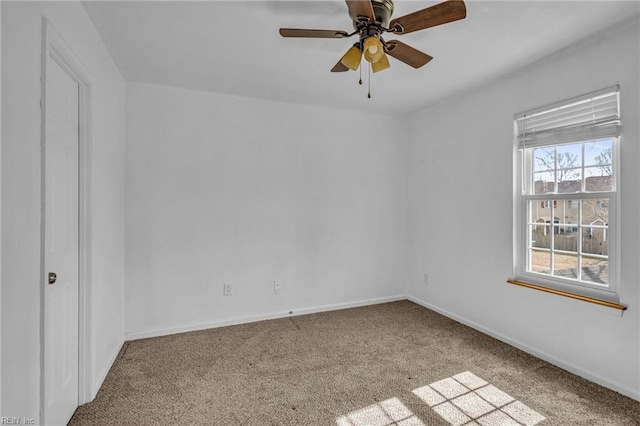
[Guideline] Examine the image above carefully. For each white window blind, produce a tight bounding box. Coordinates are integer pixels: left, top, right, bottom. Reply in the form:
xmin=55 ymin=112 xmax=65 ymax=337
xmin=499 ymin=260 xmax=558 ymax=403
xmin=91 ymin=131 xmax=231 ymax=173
xmin=515 ymin=85 xmax=620 ymax=148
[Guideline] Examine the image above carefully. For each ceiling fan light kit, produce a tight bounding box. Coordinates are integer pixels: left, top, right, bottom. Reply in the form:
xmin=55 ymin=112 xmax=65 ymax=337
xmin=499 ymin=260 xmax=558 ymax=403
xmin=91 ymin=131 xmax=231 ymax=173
xmin=340 ymin=45 xmax=363 ymax=71
xmin=371 ymin=51 xmax=391 ymax=73
xmin=279 ymin=0 xmax=467 ymax=97
xmin=363 ymin=36 xmax=384 ymax=63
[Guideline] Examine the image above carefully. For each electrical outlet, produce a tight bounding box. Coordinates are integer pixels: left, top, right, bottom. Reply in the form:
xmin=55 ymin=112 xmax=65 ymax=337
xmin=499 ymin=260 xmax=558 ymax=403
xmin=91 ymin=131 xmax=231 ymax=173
xmin=423 ymin=273 xmax=429 ymax=285
xmin=223 ymin=283 xmax=232 ymax=296
xmin=274 ymin=279 xmax=281 ymax=293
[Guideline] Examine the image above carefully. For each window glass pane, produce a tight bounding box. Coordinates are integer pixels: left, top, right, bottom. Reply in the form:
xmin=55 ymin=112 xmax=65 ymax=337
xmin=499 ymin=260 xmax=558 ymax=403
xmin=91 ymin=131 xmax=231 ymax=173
xmin=554 ymin=226 xmax=577 ymax=252
xmin=533 ymin=147 xmax=555 ymax=172
xmin=585 ymin=167 xmax=613 ymax=191
xmin=581 ymin=256 xmax=608 ymax=284
xmin=584 ymin=139 xmax=612 ymax=167
xmin=530 ymin=225 xmax=550 ymax=249
xmin=582 ymin=227 xmax=608 ymax=256
xmin=555 ymin=199 xmax=579 ymax=225
xmin=529 ymin=200 xmax=555 ymax=228
xmin=530 ymin=249 xmax=550 ymax=274
xmin=557 ymin=168 xmax=581 ymax=193
xmin=581 ymin=199 xmax=609 ymax=225
xmin=557 ymin=143 xmax=582 ymax=168
xmin=533 ymin=171 xmax=554 ymax=194
xmin=554 ymin=252 xmax=578 ymax=279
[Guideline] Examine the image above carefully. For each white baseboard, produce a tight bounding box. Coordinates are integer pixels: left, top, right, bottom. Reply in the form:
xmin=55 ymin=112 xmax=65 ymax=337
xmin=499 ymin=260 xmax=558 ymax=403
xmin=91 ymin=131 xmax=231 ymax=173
xmin=125 ymin=294 xmax=407 ymax=341
xmin=407 ymin=295 xmax=640 ymax=402
xmin=92 ymin=336 xmax=125 ymax=400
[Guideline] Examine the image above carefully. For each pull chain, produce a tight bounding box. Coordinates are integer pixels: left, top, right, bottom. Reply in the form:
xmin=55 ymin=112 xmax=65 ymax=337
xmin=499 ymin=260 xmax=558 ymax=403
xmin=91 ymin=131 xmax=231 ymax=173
xmin=367 ymin=63 xmax=371 ymax=99
xmin=359 ymin=63 xmax=362 ymax=85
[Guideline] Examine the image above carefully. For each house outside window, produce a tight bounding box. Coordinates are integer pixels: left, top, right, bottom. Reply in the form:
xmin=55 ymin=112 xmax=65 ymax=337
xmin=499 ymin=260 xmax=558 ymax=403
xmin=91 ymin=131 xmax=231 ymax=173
xmin=514 ymin=86 xmax=620 ymax=297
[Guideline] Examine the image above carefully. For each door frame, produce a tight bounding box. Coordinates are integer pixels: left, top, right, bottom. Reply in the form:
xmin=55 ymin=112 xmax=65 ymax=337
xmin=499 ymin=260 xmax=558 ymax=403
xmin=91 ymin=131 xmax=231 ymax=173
xmin=39 ymin=18 xmax=94 ymax=421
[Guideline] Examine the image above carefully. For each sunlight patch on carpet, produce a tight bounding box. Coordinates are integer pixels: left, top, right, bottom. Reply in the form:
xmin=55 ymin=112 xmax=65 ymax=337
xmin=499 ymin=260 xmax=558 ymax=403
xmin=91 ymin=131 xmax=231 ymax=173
xmin=413 ymin=371 xmax=545 ymax=425
xmin=336 ymin=397 xmax=425 ymax=426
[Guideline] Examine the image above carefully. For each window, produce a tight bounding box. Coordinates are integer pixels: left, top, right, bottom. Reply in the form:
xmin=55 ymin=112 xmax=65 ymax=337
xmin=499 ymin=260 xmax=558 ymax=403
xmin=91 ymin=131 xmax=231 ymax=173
xmin=514 ymin=86 xmax=620 ymax=297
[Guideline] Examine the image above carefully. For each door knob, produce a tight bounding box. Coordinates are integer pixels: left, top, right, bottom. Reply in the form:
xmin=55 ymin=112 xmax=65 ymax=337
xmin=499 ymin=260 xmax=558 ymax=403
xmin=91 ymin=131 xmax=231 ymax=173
xmin=48 ymin=272 xmax=57 ymax=285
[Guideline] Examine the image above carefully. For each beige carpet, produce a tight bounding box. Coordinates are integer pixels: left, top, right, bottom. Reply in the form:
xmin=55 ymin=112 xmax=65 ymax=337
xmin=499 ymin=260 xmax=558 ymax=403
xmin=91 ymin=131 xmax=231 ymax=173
xmin=70 ymin=301 xmax=639 ymax=425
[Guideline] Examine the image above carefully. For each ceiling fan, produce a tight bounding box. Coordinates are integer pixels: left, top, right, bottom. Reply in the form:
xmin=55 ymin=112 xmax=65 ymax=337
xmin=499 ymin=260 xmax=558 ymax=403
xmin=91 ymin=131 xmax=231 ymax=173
xmin=279 ymin=0 xmax=467 ymax=75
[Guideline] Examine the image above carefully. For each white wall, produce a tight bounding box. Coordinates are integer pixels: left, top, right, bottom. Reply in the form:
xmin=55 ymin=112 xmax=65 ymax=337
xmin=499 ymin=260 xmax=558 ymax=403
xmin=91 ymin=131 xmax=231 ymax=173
xmin=1 ymin=1 xmax=126 ymax=420
xmin=406 ymin=19 xmax=640 ymax=399
xmin=0 ymin=1 xmax=3 ymax=416
xmin=125 ymin=83 xmax=408 ymax=337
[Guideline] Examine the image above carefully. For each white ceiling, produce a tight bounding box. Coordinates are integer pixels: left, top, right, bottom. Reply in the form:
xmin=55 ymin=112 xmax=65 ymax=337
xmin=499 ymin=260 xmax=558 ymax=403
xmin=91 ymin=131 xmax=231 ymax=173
xmin=82 ymin=0 xmax=639 ymax=115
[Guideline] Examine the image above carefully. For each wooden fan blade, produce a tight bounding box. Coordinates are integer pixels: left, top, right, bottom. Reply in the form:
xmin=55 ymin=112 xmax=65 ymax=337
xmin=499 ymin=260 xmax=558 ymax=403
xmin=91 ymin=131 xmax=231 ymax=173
xmin=390 ymin=0 xmax=466 ymax=35
xmin=279 ymin=28 xmax=349 ymax=38
xmin=331 ymin=61 xmax=349 ymax=72
xmin=345 ymin=0 xmax=375 ymax=21
xmin=385 ymin=40 xmax=433 ymax=68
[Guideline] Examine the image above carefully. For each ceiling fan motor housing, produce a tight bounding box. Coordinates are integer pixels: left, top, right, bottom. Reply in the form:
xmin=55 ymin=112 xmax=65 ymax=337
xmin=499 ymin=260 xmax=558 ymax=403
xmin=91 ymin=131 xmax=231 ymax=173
xmin=351 ymin=0 xmax=394 ymax=29
xmin=372 ymin=0 xmax=394 ymax=27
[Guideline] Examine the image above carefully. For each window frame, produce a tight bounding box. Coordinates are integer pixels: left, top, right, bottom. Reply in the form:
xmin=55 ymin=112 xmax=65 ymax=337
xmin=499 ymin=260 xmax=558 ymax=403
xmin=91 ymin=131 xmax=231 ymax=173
xmin=513 ymin=87 xmax=621 ymax=301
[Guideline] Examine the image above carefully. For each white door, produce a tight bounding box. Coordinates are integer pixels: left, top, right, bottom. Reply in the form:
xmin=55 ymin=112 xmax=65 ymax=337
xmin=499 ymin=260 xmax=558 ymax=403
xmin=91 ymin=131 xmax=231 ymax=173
xmin=44 ymin=55 xmax=80 ymax=425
